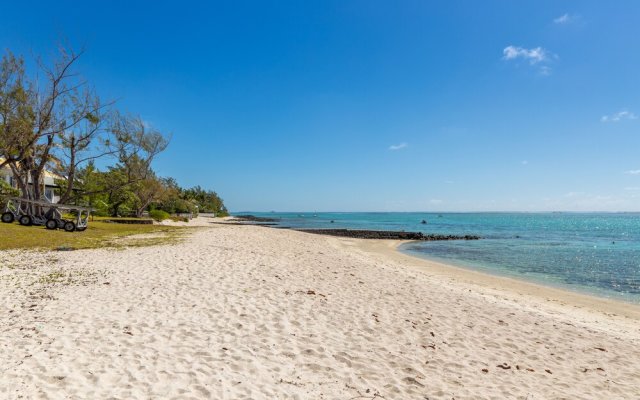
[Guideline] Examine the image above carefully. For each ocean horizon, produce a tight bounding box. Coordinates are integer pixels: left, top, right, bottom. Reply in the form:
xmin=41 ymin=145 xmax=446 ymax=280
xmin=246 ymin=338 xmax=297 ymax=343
xmin=239 ymin=211 xmax=640 ymax=304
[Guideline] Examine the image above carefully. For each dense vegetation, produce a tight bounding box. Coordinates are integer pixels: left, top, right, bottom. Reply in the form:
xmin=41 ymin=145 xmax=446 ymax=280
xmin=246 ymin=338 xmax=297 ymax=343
xmin=70 ymin=163 xmax=228 ymax=217
xmin=0 ymin=47 xmax=227 ymax=218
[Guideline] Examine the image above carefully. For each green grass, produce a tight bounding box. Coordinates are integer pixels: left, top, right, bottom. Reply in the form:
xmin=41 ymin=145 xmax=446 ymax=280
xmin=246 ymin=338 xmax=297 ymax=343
xmin=0 ymin=219 xmax=187 ymax=250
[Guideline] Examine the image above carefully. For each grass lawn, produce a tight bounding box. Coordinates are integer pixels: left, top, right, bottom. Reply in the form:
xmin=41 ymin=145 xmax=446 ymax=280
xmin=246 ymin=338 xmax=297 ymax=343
xmin=0 ymin=219 xmax=187 ymax=251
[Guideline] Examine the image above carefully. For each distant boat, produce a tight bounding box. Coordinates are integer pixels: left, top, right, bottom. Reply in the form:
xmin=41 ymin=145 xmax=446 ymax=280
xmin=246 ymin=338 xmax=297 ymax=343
xmin=421 ymin=220 xmax=427 ymax=224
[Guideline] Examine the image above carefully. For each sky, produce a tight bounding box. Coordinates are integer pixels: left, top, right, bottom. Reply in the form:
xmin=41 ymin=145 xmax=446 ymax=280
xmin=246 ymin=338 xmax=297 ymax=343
xmin=2 ymin=1 xmax=640 ymax=212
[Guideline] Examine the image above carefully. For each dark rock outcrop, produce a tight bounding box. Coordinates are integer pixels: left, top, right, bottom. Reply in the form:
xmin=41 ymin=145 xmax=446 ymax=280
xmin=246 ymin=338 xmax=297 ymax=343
xmin=296 ymin=229 xmax=480 ymax=241
xmin=233 ymin=215 xmax=279 ymax=223
xmin=227 ymin=215 xmax=480 ymax=241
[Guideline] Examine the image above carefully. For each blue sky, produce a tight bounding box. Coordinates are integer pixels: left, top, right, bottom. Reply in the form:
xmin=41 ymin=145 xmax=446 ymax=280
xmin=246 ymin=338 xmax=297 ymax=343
xmin=2 ymin=1 xmax=640 ymax=211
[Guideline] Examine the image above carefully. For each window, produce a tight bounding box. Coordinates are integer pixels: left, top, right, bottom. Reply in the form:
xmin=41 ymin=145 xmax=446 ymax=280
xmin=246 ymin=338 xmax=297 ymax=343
xmin=44 ymin=188 xmax=54 ymax=202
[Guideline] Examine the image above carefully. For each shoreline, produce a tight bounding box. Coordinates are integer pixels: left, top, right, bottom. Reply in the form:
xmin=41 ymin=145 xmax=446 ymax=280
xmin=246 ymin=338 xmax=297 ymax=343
xmin=219 ymin=219 xmax=640 ymax=328
xmin=355 ymin=238 xmax=640 ymax=324
xmin=3 ymin=221 xmax=640 ymax=398
xmin=224 ymin=217 xmax=640 ymax=314
xmin=394 ymin=240 xmax=640 ymax=313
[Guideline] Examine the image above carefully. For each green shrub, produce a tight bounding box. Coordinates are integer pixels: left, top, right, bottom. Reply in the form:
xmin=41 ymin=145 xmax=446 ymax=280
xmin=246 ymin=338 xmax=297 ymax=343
xmin=149 ymin=209 xmax=170 ymax=221
xmin=93 ymin=209 xmax=110 ymax=217
xmin=0 ymin=180 xmax=19 ymax=204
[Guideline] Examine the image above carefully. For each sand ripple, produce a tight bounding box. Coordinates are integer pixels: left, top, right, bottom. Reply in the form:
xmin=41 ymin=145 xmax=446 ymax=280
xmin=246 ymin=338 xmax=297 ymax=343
xmin=2 ymin=222 xmax=640 ymax=399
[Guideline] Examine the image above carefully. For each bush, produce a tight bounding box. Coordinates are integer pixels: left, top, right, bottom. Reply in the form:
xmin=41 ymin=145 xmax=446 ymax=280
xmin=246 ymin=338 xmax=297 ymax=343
xmin=149 ymin=209 xmax=170 ymax=221
xmin=93 ymin=209 xmax=110 ymax=217
xmin=0 ymin=180 xmax=19 ymax=204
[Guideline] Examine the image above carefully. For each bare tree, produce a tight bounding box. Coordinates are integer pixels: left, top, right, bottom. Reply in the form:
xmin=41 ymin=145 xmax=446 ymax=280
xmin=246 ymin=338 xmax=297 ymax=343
xmin=0 ymin=51 xmax=33 ymax=196
xmin=1 ymin=47 xmax=169 ymax=205
xmin=70 ymin=113 xmax=170 ymax=204
xmin=109 ymin=112 xmax=170 ymax=181
xmin=0 ymin=47 xmax=107 ymax=201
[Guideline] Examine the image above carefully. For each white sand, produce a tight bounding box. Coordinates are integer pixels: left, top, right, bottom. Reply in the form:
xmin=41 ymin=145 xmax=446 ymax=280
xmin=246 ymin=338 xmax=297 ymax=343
xmin=2 ymin=221 xmax=640 ymax=399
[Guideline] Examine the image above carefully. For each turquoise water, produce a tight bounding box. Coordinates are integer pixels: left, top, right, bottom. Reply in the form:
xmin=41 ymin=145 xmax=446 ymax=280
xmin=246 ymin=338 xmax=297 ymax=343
xmin=243 ymin=212 xmax=640 ymax=303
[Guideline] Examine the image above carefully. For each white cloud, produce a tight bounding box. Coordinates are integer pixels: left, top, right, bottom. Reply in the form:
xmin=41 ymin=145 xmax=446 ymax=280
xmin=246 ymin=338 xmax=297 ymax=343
xmin=430 ymin=199 xmax=443 ymax=205
xmin=389 ymin=142 xmax=408 ymax=151
xmin=503 ymin=46 xmax=548 ymax=64
xmin=601 ymin=110 xmax=638 ymax=122
xmin=554 ymin=14 xmax=571 ymax=24
xmin=624 ymin=169 xmax=640 ymax=175
xmin=554 ymin=13 xmax=582 ymax=25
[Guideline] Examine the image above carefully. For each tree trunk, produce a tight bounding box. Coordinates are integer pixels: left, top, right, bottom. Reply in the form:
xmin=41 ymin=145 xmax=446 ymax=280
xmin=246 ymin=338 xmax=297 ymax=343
xmin=111 ymin=201 xmax=123 ymax=217
xmin=32 ymin=134 xmax=55 ymax=201
xmin=135 ymin=198 xmax=154 ymax=218
xmin=8 ymin=163 xmax=26 ymax=198
xmin=59 ymin=135 xmax=77 ymax=204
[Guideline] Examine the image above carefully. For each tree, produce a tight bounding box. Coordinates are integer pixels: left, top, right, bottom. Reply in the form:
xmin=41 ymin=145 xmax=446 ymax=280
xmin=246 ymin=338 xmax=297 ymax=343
xmin=0 ymin=48 xmax=107 ymax=201
xmin=1 ymin=47 xmax=228 ymax=219
xmin=0 ymin=52 xmax=34 ymax=172
xmin=100 ymin=166 xmax=136 ymax=217
xmin=182 ymin=185 xmax=228 ymax=215
xmin=55 ymin=113 xmax=169 ymax=206
xmin=68 ymin=161 xmax=108 ymax=211
xmin=155 ymin=177 xmax=185 ymax=214
xmin=0 ymin=48 xmax=169 ymax=204
xmin=131 ymin=173 xmax=166 ymax=218
xmin=54 ymin=97 xmax=110 ymax=204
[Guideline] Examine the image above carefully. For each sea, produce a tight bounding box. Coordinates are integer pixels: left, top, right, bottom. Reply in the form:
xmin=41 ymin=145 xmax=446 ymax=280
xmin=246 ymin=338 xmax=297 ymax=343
xmin=241 ymin=212 xmax=640 ymax=304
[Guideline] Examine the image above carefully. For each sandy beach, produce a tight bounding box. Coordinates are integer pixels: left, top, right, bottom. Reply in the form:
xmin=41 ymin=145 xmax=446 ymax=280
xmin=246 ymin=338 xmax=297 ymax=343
xmin=2 ymin=219 xmax=640 ymax=399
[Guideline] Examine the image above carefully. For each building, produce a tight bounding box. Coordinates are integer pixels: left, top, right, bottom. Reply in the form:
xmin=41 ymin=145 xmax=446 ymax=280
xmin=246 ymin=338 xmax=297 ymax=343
xmin=0 ymin=158 xmax=63 ymax=203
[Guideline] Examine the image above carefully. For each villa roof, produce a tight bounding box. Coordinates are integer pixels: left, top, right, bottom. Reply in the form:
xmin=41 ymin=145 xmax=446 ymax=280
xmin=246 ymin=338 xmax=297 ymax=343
xmin=0 ymin=157 xmax=66 ymax=180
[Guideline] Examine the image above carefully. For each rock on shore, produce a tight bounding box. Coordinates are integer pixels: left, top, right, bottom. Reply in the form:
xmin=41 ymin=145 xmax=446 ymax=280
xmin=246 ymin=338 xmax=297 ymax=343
xmin=297 ymin=229 xmax=480 ymax=241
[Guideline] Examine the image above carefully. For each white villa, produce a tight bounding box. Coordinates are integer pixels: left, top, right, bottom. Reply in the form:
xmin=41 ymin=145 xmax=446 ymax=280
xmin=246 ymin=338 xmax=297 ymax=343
xmin=0 ymin=158 xmax=63 ymax=203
